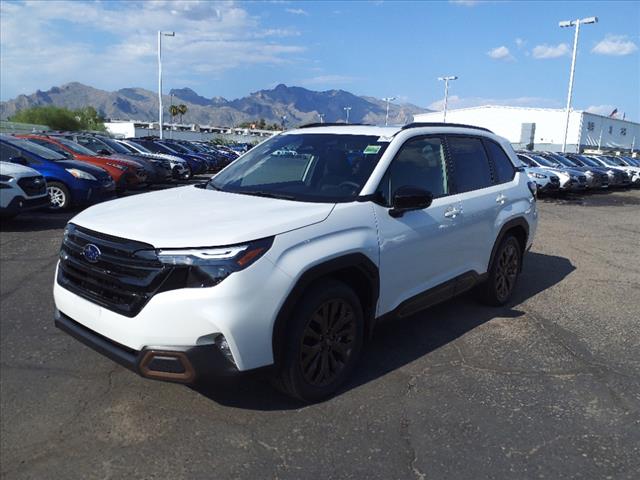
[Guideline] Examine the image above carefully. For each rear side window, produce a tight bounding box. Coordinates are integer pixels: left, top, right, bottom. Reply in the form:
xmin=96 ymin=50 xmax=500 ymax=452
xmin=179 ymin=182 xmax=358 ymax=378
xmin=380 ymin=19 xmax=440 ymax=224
xmin=0 ymin=143 xmax=21 ymax=162
xmin=447 ymin=136 xmax=493 ymax=193
xmin=484 ymin=140 xmax=515 ymax=183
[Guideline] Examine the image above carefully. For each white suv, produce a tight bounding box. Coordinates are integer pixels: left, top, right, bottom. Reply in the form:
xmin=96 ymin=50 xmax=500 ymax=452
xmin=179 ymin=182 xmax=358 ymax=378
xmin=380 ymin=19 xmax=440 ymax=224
xmin=0 ymin=161 xmax=49 ymax=219
xmin=54 ymin=123 xmax=538 ymax=401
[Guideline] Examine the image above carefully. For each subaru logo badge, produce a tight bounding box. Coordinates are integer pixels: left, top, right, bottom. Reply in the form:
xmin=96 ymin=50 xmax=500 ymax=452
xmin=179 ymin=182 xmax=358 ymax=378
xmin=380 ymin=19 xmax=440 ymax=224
xmin=82 ymin=244 xmax=101 ymax=263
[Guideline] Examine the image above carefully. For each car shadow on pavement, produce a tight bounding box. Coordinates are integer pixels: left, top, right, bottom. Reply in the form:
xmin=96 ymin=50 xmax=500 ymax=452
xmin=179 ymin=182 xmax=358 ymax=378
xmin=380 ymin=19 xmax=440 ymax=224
xmin=0 ymin=211 xmax=76 ymax=232
xmin=192 ymin=251 xmax=576 ymax=410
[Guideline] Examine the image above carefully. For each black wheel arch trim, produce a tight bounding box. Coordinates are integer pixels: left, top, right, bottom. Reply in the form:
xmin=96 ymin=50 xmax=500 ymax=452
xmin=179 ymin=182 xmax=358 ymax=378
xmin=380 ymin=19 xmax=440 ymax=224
xmin=489 ymin=217 xmax=530 ymax=272
xmin=271 ymin=253 xmax=379 ymax=370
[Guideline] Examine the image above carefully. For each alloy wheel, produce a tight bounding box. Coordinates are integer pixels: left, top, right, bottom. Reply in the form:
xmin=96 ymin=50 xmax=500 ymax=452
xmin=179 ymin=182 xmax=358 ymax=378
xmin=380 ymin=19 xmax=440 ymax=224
xmin=495 ymin=242 xmax=519 ymax=301
xmin=299 ymin=299 xmax=357 ymax=387
xmin=48 ymin=186 xmax=66 ymax=209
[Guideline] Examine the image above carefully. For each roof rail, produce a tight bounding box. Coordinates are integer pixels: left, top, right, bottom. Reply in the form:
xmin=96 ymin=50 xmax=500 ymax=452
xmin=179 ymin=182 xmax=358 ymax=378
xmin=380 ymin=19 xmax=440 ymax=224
xmin=401 ymin=122 xmax=493 ymax=133
xmin=297 ymin=122 xmax=371 ymax=129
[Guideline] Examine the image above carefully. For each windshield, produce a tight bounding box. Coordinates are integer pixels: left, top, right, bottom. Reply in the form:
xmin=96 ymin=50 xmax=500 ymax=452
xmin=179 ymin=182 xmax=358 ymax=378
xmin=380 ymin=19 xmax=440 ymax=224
xmin=553 ymin=155 xmax=579 ymax=168
xmin=596 ymin=156 xmax=618 ymax=167
xmin=6 ymin=138 xmax=67 ymax=161
xmin=209 ymin=133 xmax=390 ymax=202
xmin=163 ymin=142 xmax=190 ymax=154
xmin=124 ymin=140 xmax=151 ymax=154
xmin=604 ymin=156 xmax=625 ymax=166
xmin=623 ymin=157 xmax=639 ymax=166
xmin=532 ymin=154 xmax=557 ymax=167
xmin=97 ymin=137 xmax=132 ymax=155
xmin=56 ymin=138 xmax=98 ymax=156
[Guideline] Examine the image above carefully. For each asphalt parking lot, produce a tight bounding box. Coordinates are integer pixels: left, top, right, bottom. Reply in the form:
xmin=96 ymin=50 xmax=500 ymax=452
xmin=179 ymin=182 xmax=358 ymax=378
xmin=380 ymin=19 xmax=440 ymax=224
xmin=1 ymin=185 xmax=639 ymax=479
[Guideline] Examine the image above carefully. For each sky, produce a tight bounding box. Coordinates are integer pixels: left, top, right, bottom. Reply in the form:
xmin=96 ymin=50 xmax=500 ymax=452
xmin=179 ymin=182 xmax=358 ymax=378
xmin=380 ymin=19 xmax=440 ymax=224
xmin=1 ymin=0 xmax=639 ymax=119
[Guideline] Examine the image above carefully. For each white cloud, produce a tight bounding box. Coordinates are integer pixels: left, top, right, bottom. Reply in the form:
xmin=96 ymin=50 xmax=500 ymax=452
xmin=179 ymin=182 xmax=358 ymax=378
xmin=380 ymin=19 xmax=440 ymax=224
xmin=592 ymin=35 xmax=638 ymax=56
xmin=532 ymin=43 xmax=570 ymax=59
xmin=586 ymin=105 xmax=617 ymax=116
xmin=428 ymin=95 xmax=562 ymax=111
xmin=0 ymin=1 xmax=305 ymax=99
xmin=285 ymin=8 xmax=309 ymax=16
xmin=515 ymin=38 xmax=526 ymax=49
xmin=487 ymin=46 xmax=514 ymax=61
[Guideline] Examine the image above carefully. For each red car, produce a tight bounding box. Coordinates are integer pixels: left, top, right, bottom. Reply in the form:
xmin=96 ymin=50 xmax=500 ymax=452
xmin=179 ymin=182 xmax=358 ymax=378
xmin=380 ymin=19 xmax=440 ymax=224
xmin=17 ymin=134 xmax=147 ymax=191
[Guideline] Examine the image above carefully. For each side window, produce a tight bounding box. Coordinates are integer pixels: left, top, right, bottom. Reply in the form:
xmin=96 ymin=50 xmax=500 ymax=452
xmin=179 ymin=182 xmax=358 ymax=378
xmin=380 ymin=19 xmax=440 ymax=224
xmin=447 ymin=136 xmax=493 ymax=193
xmin=76 ymin=137 xmax=103 ymax=153
xmin=0 ymin=144 xmax=21 ymax=162
xmin=517 ymin=155 xmax=535 ymax=167
xmin=376 ymin=136 xmax=448 ymax=206
xmin=484 ymin=140 xmax=515 ymax=183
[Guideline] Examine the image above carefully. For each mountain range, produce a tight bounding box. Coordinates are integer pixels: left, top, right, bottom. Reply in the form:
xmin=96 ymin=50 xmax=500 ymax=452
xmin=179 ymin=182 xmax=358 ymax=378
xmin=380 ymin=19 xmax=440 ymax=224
xmin=0 ymin=82 xmax=432 ymax=127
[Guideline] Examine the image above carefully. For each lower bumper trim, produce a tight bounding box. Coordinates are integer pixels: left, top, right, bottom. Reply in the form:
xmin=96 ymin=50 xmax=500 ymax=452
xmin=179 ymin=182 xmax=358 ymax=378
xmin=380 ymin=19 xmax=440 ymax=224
xmin=54 ymin=309 xmax=240 ymax=384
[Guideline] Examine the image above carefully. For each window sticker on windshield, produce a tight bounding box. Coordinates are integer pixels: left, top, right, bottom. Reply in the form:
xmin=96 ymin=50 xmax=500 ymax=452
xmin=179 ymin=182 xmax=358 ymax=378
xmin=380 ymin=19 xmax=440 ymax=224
xmin=377 ymin=136 xmax=393 ymax=143
xmin=363 ymin=145 xmax=382 ymax=155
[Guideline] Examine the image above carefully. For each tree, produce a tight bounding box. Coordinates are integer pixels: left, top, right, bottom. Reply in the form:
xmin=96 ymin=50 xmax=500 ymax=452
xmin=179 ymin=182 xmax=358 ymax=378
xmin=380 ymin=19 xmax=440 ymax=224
xmin=169 ymin=104 xmax=180 ymax=123
xmin=177 ymin=104 xmax=188 ymax=123
xmin=9 ymin=105 xmax=106 ymax=131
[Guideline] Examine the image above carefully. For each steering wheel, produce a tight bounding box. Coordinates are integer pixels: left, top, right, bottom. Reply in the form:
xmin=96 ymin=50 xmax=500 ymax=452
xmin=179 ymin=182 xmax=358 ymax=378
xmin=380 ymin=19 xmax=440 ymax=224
xmin=337 ymin=181 xmax=361 ymax=191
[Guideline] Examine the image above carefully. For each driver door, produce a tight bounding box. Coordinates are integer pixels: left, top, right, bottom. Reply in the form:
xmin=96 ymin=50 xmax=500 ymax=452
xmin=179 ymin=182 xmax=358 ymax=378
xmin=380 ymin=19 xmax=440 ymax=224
xmin=373 ymin=135 xmax=466 ymax=316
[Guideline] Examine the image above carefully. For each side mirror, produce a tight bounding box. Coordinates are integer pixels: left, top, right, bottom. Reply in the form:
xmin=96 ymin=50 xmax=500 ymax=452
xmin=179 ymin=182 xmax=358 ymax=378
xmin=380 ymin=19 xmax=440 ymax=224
xmin=9 ymin=155 xmax=28 ymax=166
xmin=389 ymin=186 xmax=433 ymax=218
xmin=98 ymin=149 xmax=111 ymax=156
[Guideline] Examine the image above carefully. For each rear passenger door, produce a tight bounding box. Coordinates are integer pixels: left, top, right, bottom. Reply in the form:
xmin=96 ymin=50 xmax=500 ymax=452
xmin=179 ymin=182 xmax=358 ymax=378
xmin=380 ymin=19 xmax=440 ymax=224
xmin=445 ymin=136 xmax=505 ymax=274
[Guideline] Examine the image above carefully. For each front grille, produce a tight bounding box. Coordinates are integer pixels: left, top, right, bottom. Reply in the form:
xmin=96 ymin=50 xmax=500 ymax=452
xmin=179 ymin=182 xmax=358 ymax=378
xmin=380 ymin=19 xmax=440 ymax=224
xmin=57 ymin=224 xmax=168 ymax=317
xmin=578 ymin=175 xmax=587 ymax=184
xmin=17 ymin=176 xmax=46 ymax=197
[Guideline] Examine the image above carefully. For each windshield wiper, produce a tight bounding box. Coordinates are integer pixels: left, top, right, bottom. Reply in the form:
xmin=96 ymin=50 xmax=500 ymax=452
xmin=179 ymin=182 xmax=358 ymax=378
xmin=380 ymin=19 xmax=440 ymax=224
xmin=237 ymin=190 xmax=296 ymax=200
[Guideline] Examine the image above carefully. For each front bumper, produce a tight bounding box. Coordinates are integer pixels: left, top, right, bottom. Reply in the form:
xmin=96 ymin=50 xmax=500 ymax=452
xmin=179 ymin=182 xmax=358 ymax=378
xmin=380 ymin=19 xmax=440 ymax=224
xmin=1 ymin=194 xmax=49 ymax=214
xmin=55 ymin=309 xmax=238 ymax=383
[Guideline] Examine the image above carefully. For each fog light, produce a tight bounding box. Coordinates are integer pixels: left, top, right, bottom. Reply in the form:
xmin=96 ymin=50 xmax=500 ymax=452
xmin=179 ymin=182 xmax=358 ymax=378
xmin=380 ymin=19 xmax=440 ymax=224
xmin=214 ymin=334 xmax=236 ymax=366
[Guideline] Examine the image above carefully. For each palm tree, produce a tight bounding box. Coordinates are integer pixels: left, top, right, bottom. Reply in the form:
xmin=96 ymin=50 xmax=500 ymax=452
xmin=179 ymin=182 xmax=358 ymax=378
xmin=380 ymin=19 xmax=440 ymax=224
xmin=177 ymin=104 xmax=188 ymax=123
xmin=169 ymin=105 xmax=180 ymax=124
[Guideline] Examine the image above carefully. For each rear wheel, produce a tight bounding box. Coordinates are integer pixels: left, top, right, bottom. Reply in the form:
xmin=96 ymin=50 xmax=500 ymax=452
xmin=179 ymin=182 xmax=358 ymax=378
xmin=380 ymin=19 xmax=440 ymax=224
xmin=478 ymin=235 xmax=522 ymax=306
xmin=47 ymin=182 xmax=71 ymax=211
xmin=273 ymin=280 xmax=364 ymax=402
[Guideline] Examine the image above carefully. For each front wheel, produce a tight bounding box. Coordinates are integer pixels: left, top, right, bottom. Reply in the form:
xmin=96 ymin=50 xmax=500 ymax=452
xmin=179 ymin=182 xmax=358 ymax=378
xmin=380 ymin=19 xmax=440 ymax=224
xmin=273 ymin=280 xmax=364 ymax=402
xmin=47 ymin=182 xmax=71 ymax=211
xmin=478 ymin=235 xmax=522 ymax=306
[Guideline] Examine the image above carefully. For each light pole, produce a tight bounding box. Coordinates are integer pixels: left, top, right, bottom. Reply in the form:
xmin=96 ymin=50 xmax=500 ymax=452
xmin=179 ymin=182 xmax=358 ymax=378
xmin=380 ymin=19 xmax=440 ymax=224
xmin=437 ymin=76 xmax=457 ymax=123
xmin=158 ymin=30 xmax=175 ymax=139
xmin=343 ymin=106 xmax=352 ymax=124
xmin=559 ymin=16 xmax=597 ymax=152
xmin=382 ymin=97 xmax=396 ymax=126
xmin=318 ymin=113 xmax=325 ymax=124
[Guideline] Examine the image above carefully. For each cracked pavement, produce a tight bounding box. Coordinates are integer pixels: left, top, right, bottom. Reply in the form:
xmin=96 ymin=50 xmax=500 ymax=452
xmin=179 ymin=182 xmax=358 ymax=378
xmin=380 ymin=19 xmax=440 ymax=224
xmin=1 ymin=188 xmax=639 ymax=479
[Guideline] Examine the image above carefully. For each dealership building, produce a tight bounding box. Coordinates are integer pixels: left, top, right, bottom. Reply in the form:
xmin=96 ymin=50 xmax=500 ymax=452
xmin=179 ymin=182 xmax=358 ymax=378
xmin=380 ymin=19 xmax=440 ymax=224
xmin=414 ymin=106 xmax=639 ymax=154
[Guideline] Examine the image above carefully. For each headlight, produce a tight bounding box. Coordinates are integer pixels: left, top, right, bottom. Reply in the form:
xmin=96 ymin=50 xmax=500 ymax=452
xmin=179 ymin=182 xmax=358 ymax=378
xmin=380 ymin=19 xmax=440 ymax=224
xmin=106 ymin=162 xmax=128 ymax=171
xmin=0 ymin=174 xmax=14 ymax=188
xmin=65 ymin=168 xmax=97 ymax=181
xmin=527 ymin=172 xmax=547 ymax=179
xmin=155 ymin=237 xmax=273 ymax=288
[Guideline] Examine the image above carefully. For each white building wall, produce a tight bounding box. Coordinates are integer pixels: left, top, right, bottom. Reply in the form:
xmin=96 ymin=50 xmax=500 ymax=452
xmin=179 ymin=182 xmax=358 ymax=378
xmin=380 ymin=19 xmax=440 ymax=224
xmin=414 ymin=106 xmax=639 ymax=153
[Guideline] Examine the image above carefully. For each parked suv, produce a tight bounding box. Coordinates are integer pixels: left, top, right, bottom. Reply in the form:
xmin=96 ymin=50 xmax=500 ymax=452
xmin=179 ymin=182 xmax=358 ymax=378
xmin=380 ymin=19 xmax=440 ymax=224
xmin=0 ymin=161 xmax=49 ymax=218
xmin=54 ymin=123 xmax=538 ymax=401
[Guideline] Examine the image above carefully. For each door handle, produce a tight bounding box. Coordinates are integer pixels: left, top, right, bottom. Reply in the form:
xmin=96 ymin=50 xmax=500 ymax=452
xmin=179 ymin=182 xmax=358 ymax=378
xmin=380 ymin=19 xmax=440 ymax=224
xmin=496 ymin=194 xmax=507 ymax=204
xmin=444 ymin=207 xmax=461 ymax=218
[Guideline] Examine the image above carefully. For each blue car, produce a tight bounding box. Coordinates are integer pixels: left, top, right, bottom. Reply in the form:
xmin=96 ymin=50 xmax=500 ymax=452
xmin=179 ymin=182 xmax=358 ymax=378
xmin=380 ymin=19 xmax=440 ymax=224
xmin=0 ymin=135 xmax=116 ymax=210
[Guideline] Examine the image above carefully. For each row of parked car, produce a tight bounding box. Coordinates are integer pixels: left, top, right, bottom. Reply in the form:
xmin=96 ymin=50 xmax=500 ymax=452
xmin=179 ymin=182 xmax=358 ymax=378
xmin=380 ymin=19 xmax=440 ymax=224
xmin=0 ymin=133 xmax=244 ymax=218
xmin=518 ymin=151 xmax=640 ymax=194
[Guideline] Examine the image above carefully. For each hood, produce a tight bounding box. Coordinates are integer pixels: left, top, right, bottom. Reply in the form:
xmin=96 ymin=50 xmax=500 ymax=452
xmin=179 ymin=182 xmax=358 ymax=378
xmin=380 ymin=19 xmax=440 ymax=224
xmin=0 ymin=161 xmax=41 ymax=177
xmin=69 ymin=185 xmax=335 ymax=248
xmin=58 ymin=159 xmax=111 ymax=178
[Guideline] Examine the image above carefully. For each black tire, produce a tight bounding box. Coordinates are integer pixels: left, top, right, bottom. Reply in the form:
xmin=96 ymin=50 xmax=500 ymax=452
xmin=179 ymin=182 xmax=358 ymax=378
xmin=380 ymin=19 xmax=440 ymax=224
xmin=273 ymin=280 xmax=364 ymax=402
xmin=46 ymin=181 xmax=71 ymax=211
xmin=478 ymin=235 xmax=522 ymax=306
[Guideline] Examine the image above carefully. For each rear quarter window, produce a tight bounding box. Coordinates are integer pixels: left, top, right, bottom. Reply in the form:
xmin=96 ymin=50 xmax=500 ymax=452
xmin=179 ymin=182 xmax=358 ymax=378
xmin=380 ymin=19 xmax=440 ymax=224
xmin=484 ymin=140 xmax=515 ymax=184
